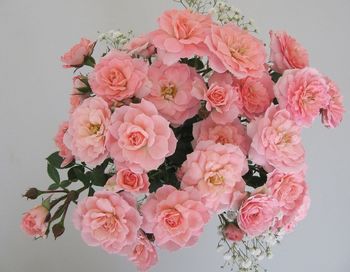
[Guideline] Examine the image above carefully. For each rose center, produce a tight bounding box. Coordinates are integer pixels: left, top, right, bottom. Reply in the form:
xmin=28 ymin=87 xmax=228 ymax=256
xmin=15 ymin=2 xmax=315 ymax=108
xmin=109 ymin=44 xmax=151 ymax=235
xmin=161 ymin=83 xmax=177 ymax=100
xmin=107 ymin=69 xmax=127 ymax=91
xmin=88 ymin=123 xmax=101 ymax=135
xmin=128 ymin=131 xmax=147 ymax=148
xmin=207 ymin=88 xmax=227 ymax=106
xmin=207 ymin=174 xmax=225 ymax=186
xmin=164 ymin=209 xmax=182 ymax=228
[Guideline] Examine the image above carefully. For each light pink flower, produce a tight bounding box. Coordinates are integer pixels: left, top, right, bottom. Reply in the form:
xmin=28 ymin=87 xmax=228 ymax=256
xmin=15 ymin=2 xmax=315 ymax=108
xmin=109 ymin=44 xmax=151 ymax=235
xmin=180 ymin=141 xmax=247 ymax=213
xmin=61 ymin=38 xmax=94 ymax=68
xmin=237 ymin=194 xmax=279 ymax=237
xmin=54 ymin=121 xmax=74 ymax=167
xmin=89 ymin=50 xmax=150 ymax=102
xmin=70 ymin=76 xmax=90 ymax=113
xmin=192 ymin=116 xmax=251 ymax=155
xmin=224 ymin=224 xmax=245 ymax=242
xmin=141 ymin=185 xmax=210 ymax=251
xmin=321 ymin=77 xmax=345 ymax=128
xmin=269 ymin=31 xmax=309 ymax=73
xmin=72 ymin=191 xmax=142 ymax=254
xmin=247 ymin=105 xmax=305 ymax=173
xmin=106 ymin=99 xmax=177 ymax=172
xmin=21 ymin=205 xmax=49 ymax=238
xmin=145 ymin=61 xmax=202 ymax=126
xmin=205 ymin=23 xmax=266 ymax=79
xmin=125 ymin=34 xmax=156 ymax=58
xmin=150 ymin=9 xmax=212 ymax=65
xmin=64 ymin=97 xmax=110 ymax=166
xmin=274 ymin=68 xmax=329 ymax=127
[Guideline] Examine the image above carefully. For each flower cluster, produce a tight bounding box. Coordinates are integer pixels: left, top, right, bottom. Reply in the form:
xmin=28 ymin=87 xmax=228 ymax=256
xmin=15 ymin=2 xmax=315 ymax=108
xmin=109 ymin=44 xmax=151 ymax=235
xmin=21 ymin=0 xmax=344 ymax=271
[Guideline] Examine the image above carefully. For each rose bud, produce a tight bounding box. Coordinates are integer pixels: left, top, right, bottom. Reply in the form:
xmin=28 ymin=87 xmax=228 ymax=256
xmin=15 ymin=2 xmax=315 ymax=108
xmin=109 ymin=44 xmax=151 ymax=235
xmin=52 ymin=222 xmax=65 ymax=239
xmin=21 ymin=205 xmax=49 ymax=238
xmin=224 ymin=224 xmax=245 ymax=242
xmin=23 ymin=188 xmax=41 ymax=199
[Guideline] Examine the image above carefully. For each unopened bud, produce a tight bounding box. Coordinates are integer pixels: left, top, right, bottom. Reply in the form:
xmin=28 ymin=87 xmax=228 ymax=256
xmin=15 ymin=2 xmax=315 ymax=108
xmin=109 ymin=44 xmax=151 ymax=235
xmin=23 ymin=188 xmax=41 ymax=199
xmin=52 ymin=222 xmax=65 ymax=239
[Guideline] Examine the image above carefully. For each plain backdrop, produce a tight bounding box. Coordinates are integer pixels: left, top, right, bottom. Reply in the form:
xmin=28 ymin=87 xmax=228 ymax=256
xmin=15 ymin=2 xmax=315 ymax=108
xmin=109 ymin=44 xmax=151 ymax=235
xmin=0 ymin=0 xmax=349 ymax=271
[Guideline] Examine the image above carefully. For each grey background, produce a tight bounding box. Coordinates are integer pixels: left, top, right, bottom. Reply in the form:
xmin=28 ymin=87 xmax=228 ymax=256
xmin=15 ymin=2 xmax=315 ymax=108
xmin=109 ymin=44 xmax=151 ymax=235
xmin=1 ymin=0 xmax=349 ymax=271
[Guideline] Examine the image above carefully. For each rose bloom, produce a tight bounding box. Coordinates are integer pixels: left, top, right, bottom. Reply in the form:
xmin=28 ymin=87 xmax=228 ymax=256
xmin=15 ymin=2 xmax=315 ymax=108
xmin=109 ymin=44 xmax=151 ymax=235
xmin=70 ymin=76 xmax=90 ymax=113
xmin=180 ymin=140 xmax=247 ymax=213
xmin=21 ymin=205 xmax=49 ymax=238
xmin=125 ymin=34 xmax=156 ymax=58
xmin=192 ymin=116 xmax=251 ymax=155
xmin=269 ymin=31 xmax=309 ymax=73
xmin=54 ymin=121 xmax=74 ymax=167
xmin=128 ymin=231 xmax=158 ymax=272
xmin=205 ymin=23 xmax=266 ymax=79
xmin=274 ymin=68 xmax=330 ymax=127
xmin=141 ymin=185 xmax=210 ymax=251
xmin=224 ymin=224 xmax=245 ymax=242
xmin=64 ymin=97 xmax=110 ymax=166
xmin=237 ymin=194 xmax=279 ymax=237
xmin=247 ymin=105 xmax=305 ymax=173
xmin=61 ymin=38 xmax=94 ymax=68
xmin=73 ymin=191 xmax=142 ymax=254
xmin=145 ymin=61 xmax=202 ymax=126
xmin=88 ymin=50 xmax=150 ymax=102
xmin=150 ymin=9 xmax=212 ymax=65
xmin=106 ymin=99 xmax=177 ymax=172
xmin=321 ymin=77 xmax=345 ymax=128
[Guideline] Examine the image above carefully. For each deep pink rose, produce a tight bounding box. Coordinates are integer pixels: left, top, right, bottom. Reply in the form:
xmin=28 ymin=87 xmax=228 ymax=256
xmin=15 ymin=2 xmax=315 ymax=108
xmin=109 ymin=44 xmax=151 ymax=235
xmin=54 ymin=121 xmax=74 ymax=167
xmin=61 ymin=38 xmax=94 ymax=68
xmin=73 ymin=191 xmax=142 ymax=254
xmin=70 ymin=76 xmax=89 ymax=113
xmin=141 ymin=185 xmax=210 ymax=251
xmin=125 ymin=34 xmax=156 ymax=58
xmin=21 ymin=205 xmax=49 ymax=238
xmin=224 ymin=224 xmax=245 ymax=242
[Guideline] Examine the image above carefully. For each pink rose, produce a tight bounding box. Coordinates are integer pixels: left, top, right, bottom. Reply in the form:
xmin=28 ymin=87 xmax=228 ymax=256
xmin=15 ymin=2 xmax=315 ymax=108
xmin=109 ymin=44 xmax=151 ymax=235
xmin=141 ymin=185 xmax=210 ymax=251
xmin=274 ymin=68 xmax=329 ymax=127
xmin=205 ymin=23 xmax=266 ymax=79
xmin=247 ymin=105 xmax=305 ymax=173
xmin=72 ymin=191 xmax=142 ymax=254
xmin=321 ymin=77 xmax=345 ymax=128
xmin=70 ymin=76 xmax=89 ymax=113
xmin=180 ymin=141 xmax=247 ymax=213
xmin=145 ymin=61 xmax=202 ymax=126
xmin=150 ymin=9 xmax=212 ymax=65
xmin=64 ymin=97 xmax=110 ymax=166
xmin=61 ymin=38 xmax=94 ymax=68
xmin=237 ymin=194 xmax=279 ymax=237
xmin=269 ymin=31 xmax=309 ymax=73
xmin=54 ymin=121 xmax=74 ymax=167
xmin=224 ymin=224 xmax=245 ymax=242
xmin=106 ymin=99 xmax=177 ymax=172
xmin=88 ymin=50 xmax=150 ymax=102
xmin=192 ymin=116 xmax=251 ymax=155
xmin=125 ymin=34 xmax=156 ymax=58
xmin=21 ymin=205 xmax=49 ymax=238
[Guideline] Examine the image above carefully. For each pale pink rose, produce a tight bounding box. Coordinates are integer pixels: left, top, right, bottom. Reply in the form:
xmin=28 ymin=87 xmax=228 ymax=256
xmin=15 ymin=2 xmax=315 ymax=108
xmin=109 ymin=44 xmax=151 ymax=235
xmin=192 ymin=116 xmax=251 ymax=155
xmin=237 ymin=194 xmax=279 ymax=237
xmin=21 ymin=205 xmax=49 ymax=238
xmin=125 ymin=34 xmax=156 ymax=58
xmin=54 ymin=121 xmax=74 ymax=167
xmin=205 ymin=23 xmax=266 ymax=79
xmin=180 ymin=140 xmax=248 ymax=213
xmin=141 ymin=185 xmax=210 ymax=251
xmin=269 ymin=31 xmax=309 ymax=73
xmin=145 ymin=61 xmax=202 ymax=126
xmin=128 ymin=231 xmax=158 ymax=272
xmin=247 ymin=105 xmax=305 ymax=173
xmin=88 ymin=50 xmax=150 ymax=102
xmin=61 ymin=38 xmax=94 ymax=68
xmin=70 ymin=76 xmax=90 ymax=113
xmin=224 ymin=224 xmax=245 ymax=242
xmin=106 ymin=99 xmax=177 ymax=172
xmin=64 ymin=97 xmax=110 ymax=166
xmin=150 ymin=9 xmax=212 ymax=65
xmin=321 ymin=77 xmax=345 ymax=128
xmin=274 ymin=68 xmax=330 ymax=127
xmin=72 ymin=191 xmax=142 ymax=254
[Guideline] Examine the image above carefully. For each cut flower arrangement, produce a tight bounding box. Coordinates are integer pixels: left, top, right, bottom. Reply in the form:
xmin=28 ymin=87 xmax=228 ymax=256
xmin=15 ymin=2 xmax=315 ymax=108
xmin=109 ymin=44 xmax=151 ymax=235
xmin=21 ymin=0 xmax=345 ymax=271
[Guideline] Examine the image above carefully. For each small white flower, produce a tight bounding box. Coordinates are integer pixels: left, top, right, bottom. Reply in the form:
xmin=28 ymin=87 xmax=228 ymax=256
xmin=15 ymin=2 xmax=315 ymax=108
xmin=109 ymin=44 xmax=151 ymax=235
xmin=224 ymin=253 xmax=232 ymax=261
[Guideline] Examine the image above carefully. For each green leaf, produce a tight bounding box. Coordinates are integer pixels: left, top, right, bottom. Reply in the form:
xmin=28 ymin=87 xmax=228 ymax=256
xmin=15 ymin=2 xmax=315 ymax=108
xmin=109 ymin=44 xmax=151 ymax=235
xmin=76 ymin=86 xmax=91 ymax=94
xmin=68 ymin=165 xmax=84 ymax=181
xmin=60 ymin=180 xmax=71 ymax=188
xmin=47 ymin=163 xmax=60 ymax=183
xmin=46 ymin=151 xmax=74 ymax=169
xmin=50 ymin=204 xmax=66 ymax=222
xmin=181 ymin=57 xmax=204 ymax=70
xmin=88 ymin=187 xmax=95 ymax=196
xmin=90 ymin=168 xmax=107 ymax=187
xmin=73 ymin=167 xmax=90 ymax=185
xmin=48 ymin=183 xmax=60 ymax=190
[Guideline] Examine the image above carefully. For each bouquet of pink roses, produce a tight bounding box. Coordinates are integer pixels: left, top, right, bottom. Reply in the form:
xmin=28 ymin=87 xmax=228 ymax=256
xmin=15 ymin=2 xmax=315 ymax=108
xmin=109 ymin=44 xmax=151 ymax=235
xmin=21 ymin=0 xmax=345 ymax=271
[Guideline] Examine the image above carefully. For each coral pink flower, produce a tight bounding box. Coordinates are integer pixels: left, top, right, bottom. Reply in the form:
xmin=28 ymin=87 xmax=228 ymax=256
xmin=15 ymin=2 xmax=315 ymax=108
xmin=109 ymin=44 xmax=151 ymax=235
xmin=192 ymin=116 xmax=251 ymax=155
xmin=274 ymin=68 xmax=329 ymax=127
xmin=205 ymin=23 xmax=266 ymax=79
xmin=224 ymin=224 xmax=245 ymax=242
xmin=106 ymin=99 xmax=177 ymax=172
xmin=321 ymin=77 xmax=345 ymax=128
xmin=125 ymin=34 xmax=156 ymax=58
xmin=89 ymin=50 xmax=150 ymax=102
xmin=64 ymin=97 xmax=110 ymax=166
xmin=21 ymin=205 xmax=49 ymax=238
xmin=70 ymin=76 xmax=90 ymax=113
xmin=145 ymin=61 xmax=202 ymax=126
xmin=54 ymin=121 xmax=74 ymax=167
xmin=61 ymin=38 xmax=94 ymax=68
xmin=247 ymin=105 xmax=305 ymax=173
xmin=269 ymin=31 xmax=309 ymax=73
xmin=180 ymin=141 xmax=247 ymax=213
xmin=237 ymin=194 xmax=279 ymax=237
xmin=150 ymin=9 xmax=212 ymax=65
xmin=141 ymin=185 xmax=210 ymax=251
xmin=72 ymin=191 xmax=142 ymax=254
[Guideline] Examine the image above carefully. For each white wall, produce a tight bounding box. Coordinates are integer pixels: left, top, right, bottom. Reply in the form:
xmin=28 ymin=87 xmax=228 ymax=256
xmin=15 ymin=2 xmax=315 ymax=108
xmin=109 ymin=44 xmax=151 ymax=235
xmin=1 ymin=0 xmax=349 ymax=271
